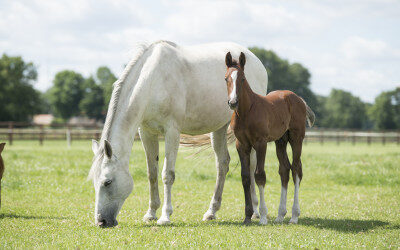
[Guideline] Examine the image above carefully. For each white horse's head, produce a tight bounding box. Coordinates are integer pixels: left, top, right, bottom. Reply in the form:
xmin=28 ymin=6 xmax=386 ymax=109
xmin=90 ymin=139 xmax=133 ymax=228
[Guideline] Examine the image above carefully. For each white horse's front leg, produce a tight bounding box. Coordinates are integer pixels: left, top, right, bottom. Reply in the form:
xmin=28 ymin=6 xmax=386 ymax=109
xmin=139 ymin=128 xmax=161 ymax=222
xmin=203 ymin=124 xmax=230 ymax=221
xmin=250 ymin=149 xmax=260 ymax=219
xmin=157 ymin=127 xmax=180 ymax=225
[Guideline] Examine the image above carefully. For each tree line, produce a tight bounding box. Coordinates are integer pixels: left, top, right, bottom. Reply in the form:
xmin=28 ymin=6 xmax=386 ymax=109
xmin=0 ymin=51 xmax=399 ymax=130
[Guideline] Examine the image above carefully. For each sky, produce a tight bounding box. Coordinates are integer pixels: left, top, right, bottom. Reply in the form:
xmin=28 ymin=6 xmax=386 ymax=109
xmin=1 ymin=0 xmax=399 ymax=103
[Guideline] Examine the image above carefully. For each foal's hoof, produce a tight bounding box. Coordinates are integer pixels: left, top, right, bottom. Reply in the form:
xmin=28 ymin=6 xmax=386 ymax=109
xmin=289 ymin=217 xmax=298 ymax=224
xmin=157 ymin=216 xmax=171 ymax=225
xmin=243 ymin=218 xmax=252 ymax=225
xmin=143 ymin=211 xmax=157 ymax=222
xmin=251 ymin=212 xmax=260 ymax=220
xmin=202 ymin=210 xmax=216 ymax=221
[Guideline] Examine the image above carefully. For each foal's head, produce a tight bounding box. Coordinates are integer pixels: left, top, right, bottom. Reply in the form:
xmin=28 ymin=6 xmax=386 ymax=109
xmin=224 ymin=52 xmax=246 ymax=110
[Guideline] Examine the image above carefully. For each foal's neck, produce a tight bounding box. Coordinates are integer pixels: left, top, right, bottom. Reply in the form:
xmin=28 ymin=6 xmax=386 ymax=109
xmin=236 ymin=79 xmax=255 ymax=118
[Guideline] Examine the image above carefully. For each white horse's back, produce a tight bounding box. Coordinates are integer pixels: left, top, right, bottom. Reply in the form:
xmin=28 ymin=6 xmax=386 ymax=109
xmin=141 ymin=41 xmax=268 ymax=135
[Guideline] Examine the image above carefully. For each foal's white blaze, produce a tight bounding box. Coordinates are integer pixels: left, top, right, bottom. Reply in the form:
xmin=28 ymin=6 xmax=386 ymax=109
xmin=229 ymin=70 xmax=238 ymax=102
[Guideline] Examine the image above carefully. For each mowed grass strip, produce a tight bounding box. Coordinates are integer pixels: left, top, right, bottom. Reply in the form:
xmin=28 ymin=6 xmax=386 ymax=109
xmin=0 ymin=140 xmax=399 ymax=248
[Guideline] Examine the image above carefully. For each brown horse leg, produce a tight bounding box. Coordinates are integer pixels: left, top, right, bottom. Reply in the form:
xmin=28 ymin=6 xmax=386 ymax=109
xmin=274 ymin=132 xmax=291 ymax=223
xmin=253 ymin=140 xmax=268 ymax=225
xmin=288 ymin=131 xmax=304 ymax=224
xmin=236 ymin=140 xmax=253 ymax=224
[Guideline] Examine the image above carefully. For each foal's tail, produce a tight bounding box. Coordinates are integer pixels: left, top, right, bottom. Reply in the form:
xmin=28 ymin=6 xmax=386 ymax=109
xmin=302 ymin=99 xmax=315 ymax=127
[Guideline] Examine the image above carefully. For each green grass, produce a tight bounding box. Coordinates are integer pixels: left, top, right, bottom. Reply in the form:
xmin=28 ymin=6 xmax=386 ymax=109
xmin=1 ymin=140 xmax=399 ymax=248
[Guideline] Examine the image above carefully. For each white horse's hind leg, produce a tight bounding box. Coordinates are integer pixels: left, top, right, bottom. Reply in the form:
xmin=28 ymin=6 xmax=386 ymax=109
xmin=139 ymin=128 xmax=161 ymax=222
xmin=250 ymin=149 xmax=260 ymax=219
xmin=157 ymin=127 xmax=180 ymax=225
xmin=203 ymin=124 xmax=230 ymax=221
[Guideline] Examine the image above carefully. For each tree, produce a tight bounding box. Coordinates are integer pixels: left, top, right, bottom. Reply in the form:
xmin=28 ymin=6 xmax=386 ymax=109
xmin=369 ymin=88 xmax=400 ymax=130
xmin=47 ymin=70 xmax=85 ymax=120
xmin=95 ymin=66 xmax=117 ymax=111
xmin=79 ymin=77 xmax=104 ymax=120
xmin=320 ymin=89 xmax=367 ymax=129
xmin=249 ymin=47 xmax=318 ymax=115
xmin=0 ymin=54 xmax=44 ymax=122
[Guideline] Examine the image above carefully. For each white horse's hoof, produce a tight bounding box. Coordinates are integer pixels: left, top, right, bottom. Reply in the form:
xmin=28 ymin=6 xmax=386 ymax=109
xmin=259 ymin=217 xmax=268 ymax=225
xmin=289 ymin=217 xmax=298 ymax=224
xmin=275 ymin=216 xmax=285 ymax=223
xmin=157 ymin=216 xmax=171 ymax=225
xmin=202 ymin=210 xmax=216 ymax=221
xmin=143 ymin=212 xmax=157 ymax=222
xmin=251 ymin=212 xmax=260 ymax=220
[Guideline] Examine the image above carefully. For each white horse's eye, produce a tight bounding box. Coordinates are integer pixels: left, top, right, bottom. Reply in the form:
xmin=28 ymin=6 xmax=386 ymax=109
xmin=104 ymin=179 xmax=112 ymax=187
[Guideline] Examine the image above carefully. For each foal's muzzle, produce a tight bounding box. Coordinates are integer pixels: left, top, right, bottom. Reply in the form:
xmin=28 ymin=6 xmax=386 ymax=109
xmin=228 ymin=100 xmax=238 ymax=110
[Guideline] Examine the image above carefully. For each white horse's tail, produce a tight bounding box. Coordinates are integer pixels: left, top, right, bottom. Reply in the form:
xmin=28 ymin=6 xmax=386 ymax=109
xmin=180 ymin=127 xmax=236 ymax=148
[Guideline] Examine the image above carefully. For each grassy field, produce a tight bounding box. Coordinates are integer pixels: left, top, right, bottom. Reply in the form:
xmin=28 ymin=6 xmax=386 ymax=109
xmin=0 ymin=140 xmax=399 ymax=248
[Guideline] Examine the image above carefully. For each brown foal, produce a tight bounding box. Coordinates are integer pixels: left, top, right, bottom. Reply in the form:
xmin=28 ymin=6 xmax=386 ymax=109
xmin=224 ymin=52 xmax=315 ymax=224
xmin=0 ymin=143 xmax=5 ymax=209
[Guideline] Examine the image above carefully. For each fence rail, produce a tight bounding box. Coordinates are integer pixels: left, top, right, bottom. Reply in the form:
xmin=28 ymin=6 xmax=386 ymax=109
xmin=0 ymin=122 xmax=399 ymax=146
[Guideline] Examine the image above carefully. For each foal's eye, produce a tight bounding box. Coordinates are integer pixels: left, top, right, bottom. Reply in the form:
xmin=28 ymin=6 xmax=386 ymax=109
xmin=224 ymin=77 xmax=228 ymax=82
xmin=104 ymin=179 xmax=112 ymax=187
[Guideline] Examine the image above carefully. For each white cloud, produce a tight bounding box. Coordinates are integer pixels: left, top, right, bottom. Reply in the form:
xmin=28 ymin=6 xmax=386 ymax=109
xmin=0 ymin=0 xmax=399 ymax=102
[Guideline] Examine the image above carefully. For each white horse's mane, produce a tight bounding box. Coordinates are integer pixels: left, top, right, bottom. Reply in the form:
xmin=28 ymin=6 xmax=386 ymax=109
xmin=88 ymin=40 xmax=177 ymax=180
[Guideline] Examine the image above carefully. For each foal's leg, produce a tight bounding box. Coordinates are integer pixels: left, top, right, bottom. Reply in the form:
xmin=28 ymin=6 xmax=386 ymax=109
xmin=253 ymin=140 xmax=268 ymax=225
xmin=203 ymin=123 xmax=230 ymax=221
xmin=288 ymin=131 xmax=304 ymax=224
xmin=250 ymin=149 xmax=260 ymax=219
xmin=274 ymin=133 xmax=291 ymax=223
xmin=139 ymin=128 xmax=161 ymax=222
xmin=157 ymin=126 xmax=180 ymax=225
xmin=236 ymin=140 xmax=253 ymax=224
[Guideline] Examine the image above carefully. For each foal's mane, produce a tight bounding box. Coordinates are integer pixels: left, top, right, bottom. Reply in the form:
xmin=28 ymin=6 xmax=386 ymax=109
xmin=88 ymin=40 xmax=177 ymax=180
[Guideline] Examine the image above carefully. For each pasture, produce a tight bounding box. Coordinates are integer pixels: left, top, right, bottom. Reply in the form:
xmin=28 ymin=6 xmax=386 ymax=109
xmin=0 ymin=140 xmax=399 ymax=248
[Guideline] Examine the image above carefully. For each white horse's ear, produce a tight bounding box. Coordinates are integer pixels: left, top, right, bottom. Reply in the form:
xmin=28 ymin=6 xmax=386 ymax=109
xmin=91 ymin=140 xmax=99 ymax=154
xmin=239 ymin=52 xmax=246 ymax=69
xmin=104 ymin=140 xmax=113 ymax=159
xmin=0 ymin=142 xmax=5 ymax=154
xmin=225 ymin=52 xmax=233 ymax=67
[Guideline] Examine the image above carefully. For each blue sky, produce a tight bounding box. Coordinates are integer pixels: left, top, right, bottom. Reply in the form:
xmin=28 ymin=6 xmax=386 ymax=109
xmin=1 ymin=0 xmax=399 ymax=102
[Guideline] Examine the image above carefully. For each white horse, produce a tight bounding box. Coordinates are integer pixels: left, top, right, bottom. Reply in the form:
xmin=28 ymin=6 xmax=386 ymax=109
xmin=89 ymin=40 xmax=268 ymax=227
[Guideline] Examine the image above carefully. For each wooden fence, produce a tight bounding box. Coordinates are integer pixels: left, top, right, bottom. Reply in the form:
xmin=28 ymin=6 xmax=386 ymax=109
xmin=0 ymin=122 xmax=399 ymax=146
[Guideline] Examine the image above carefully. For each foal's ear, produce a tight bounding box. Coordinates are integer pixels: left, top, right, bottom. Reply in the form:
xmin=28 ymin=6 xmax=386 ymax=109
xmin=239 ymin=52 xmax=246 ymax=69
xmin=104 ymin=140 xmax=113 ymax=159
xmin=0 ymin=143 xmax=5 ymax=154
xmin=225 ymin=52 xmax=233 ymax=67
xmin=91 ymin=140 xmax=99 ymax=154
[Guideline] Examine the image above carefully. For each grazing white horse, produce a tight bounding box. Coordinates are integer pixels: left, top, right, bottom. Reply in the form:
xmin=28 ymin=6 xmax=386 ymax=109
xmin=89 ymin=40 xmax=268 ymax=227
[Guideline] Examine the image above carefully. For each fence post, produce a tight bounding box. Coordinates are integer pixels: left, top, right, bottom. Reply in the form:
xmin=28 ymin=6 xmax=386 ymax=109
xmin=39 ymin=125 xmax=44 ymax=145
xmin=320 ymin=131 xmax=324 ymax=145
xmin=397 ymin=132 xmax=400 ymax=145
xmin=367 ymin=134 xmax=371 ymax=145
xmin=352 ymin=133 xmax=356 ymax=145
xmin=66 ymin=125 xmax=71 ymax=148
xmin=382 ymin=132 xmax=386 ymax=145
xmin=8 ymin=121 xmax=13 ymax=145
xmin=336 ymin=132 xmax=340 ymax=145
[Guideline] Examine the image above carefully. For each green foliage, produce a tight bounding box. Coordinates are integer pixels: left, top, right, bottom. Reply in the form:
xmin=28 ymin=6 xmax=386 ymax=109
xmin=319 ymin=89 xmax=368 ymax=129
xmin=0 ymin=141 xmax=399 ymax=248
xmin=47 ymin=70 xmax=85 ymax=120
xmin=96 ymin=66 xmax=117 ymax=111
xmin=0 ymin=54 xmax=44 ymax=121
xmin=249 ymin=47 xmax=318 ymax=111
xmin=369 ymin=88 xmax=400 ymax=130
xmin=79 ymin=77 xmax=104 ymax=120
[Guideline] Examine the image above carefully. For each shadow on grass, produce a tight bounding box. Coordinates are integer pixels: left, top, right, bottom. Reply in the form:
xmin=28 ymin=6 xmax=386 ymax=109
xmin=0 ymin=213 xmax=70 ymax=220
xmin=298 ymin=217 xmax=389 ymax=233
